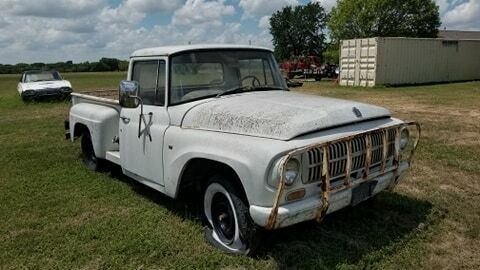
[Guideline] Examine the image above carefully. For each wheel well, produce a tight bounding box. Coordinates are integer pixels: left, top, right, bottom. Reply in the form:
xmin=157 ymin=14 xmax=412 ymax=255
xmin=73 ymin=123 xmax=88 ymax=138
xmin=178 ymin=158 xmax=248 ymax=204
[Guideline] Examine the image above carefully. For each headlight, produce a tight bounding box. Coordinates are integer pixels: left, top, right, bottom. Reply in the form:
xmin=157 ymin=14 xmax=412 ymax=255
xmin=268 ymin=156 xmax=301 ymax=187
xmin=284 ymin=158 xmax=300 ymax=186
xmin=400 ymin=127 xmax=410 ymax=151
xmin=23 ymin=90 xmax=36 ymax=96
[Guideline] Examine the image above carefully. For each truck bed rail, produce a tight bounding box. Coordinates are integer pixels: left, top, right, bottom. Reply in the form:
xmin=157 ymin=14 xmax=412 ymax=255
xmin=71 ymin=90 xmax=119 ymax=106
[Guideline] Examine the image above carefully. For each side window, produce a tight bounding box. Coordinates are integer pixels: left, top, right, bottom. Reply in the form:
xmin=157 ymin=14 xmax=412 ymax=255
xmin=132 ymin=60 xmax=166 ymax=106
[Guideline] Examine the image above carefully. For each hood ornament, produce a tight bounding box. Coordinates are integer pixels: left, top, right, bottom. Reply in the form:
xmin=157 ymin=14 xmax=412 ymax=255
xmin=353 ymin=107 xmax=363 ymax=118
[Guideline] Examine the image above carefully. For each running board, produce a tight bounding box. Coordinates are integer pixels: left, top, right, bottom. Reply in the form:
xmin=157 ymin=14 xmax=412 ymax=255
xmin=106 ymin=151 xmax=121 ymax=165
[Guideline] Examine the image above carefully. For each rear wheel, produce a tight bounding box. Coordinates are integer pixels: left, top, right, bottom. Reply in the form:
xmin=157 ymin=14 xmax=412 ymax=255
xmin=81 ymin=130 xmax=106 ymax=172
xmin=203 ymin=175 xmax=262 ymax=255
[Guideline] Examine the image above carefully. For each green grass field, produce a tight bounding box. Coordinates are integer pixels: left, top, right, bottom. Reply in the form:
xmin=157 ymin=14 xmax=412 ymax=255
xmin=0 ymin=73 xmax=479 ymax=269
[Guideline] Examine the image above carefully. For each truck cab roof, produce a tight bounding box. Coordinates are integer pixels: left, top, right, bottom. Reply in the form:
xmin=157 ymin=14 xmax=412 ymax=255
xmin=130 ymin=44 xmax=272 ymax=58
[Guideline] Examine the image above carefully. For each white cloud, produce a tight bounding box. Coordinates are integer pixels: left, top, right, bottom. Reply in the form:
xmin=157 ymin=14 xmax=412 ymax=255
xmin=311 ymin=0 xmax=337 ymax=11
xmin=239 ymin=0 xmax=298 ymax=18
xmin=0 ymin=17 xmax=10 ymax=28
xmin=57 ymin=19 xmax=97 ymax=34
xmin=0 ymin=29 xmax=14 ymax=48
xmin=435 ymin=0 xmax=449 ymax=15
xmin=258 ymin=16 xmax=271 ymax=29
xmin=124 ymin=0 xmax=182 ymax=13
xmin=172 ymin=0 xmax=235 ymax=26
xmin=442 ymin=0 xmax=480 ymax=30
xmin=100 ymin=4 xmax=145 ymax=26
xmin=0 ymin=0 xmax=106 ymax=18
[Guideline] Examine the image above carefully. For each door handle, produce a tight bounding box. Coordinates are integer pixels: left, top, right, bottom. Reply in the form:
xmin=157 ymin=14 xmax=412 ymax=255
xmin=120 ymin=116 xmax=130 ymax=123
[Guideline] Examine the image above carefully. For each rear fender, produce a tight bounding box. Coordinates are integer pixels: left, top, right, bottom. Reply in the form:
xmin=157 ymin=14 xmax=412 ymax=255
xmin=69 ymin=103 xmax=119 ymax=158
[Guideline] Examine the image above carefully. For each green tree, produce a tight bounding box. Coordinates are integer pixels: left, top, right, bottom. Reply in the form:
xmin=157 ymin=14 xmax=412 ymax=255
xmin=327 ymin=0 xmax=441 ymax=64
xmin=329 ymin=0 xmax=441 ymax=41
xmin=270 ymin=2 xmax=328 ymax=61
xmin=0 ymin=58 xmax=128 ymax=74
xmin=119 ymin=60 xmax=129 ymax=71
xmin=323 ymin=43 xmax=340 ymax=64
xmin=100 ymin=58 xmax=120 ymax=71
xmin=90 ymin=61 xmax=110 ymax=72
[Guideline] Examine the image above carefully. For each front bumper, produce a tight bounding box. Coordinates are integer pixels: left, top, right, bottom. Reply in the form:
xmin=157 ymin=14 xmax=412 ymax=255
xmin=21 ymin=87 xmax=72 ymax=99
xmin=252 ymin=121 xmax=421 ymax=230
xmin=250 ymin=162 xmax=409 ymax=228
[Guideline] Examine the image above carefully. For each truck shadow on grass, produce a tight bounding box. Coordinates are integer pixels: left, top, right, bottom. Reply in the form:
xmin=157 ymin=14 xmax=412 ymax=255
xmin=260 ymin=193 xmax=438 ymax=268
xmin=108 ymin=166 xmax=436 ymax=268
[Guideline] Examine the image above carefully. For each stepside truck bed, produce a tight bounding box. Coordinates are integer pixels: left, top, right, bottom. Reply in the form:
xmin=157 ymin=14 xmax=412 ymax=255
xmin=67 ymin=90 xmax=121 ymax=164
xmin=71 ymin=90 xmax=119 ymax=107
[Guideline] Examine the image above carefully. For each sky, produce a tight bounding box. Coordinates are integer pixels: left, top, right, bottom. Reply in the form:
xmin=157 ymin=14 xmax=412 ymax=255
xmin=0 ymin=0 xmax=478 ymax=64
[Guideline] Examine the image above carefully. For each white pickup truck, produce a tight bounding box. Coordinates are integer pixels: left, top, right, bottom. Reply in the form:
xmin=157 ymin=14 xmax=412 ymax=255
xmin=66 ymin=44 xmax=420 ymax=255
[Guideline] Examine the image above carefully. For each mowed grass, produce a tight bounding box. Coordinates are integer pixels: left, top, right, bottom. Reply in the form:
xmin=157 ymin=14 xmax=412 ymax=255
xmin=0 ymin=73 xmax=479 ymax=269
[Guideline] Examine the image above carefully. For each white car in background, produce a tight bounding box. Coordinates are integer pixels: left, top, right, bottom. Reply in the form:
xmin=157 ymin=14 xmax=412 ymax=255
xmin=18 ymin=70 xmax=72 ymax=101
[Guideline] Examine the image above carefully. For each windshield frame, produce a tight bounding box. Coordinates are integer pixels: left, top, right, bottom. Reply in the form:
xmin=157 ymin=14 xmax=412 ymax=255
xmin=167 ymin=49 xmax=287 ymax=106
xmin=23 ymin=70 xmax=62 ymax=83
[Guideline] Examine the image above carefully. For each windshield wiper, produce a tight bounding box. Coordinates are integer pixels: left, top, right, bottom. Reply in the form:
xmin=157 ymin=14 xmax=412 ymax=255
xmin=216 ymin=86 xmax=249 ymax=97
xmin=249 ymin=86 xmax=285 ymax=91
xmin=216 ymin=86 xmax=285 ymax=98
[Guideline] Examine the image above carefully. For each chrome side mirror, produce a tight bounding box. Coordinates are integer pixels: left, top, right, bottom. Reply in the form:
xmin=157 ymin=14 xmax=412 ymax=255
xmin=119 ymin=80 xmax=140 ymax=108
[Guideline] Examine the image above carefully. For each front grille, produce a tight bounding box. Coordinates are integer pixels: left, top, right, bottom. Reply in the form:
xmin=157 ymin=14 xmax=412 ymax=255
xmin=305 ymin=128 xmax=397 ymax=185
xmin=37 ymin=87 xmax=69 ymax=96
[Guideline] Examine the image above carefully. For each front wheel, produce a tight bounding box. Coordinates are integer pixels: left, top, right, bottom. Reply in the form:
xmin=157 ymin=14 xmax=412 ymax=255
xmin=81 ymin=130 xmax=106 ymax=172
xmin=203 ymin=175 xmax=262 ymax=255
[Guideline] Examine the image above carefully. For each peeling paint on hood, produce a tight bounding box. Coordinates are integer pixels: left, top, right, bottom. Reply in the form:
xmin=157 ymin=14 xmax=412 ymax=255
xmin=181 ymin=91 xmax=391 ymax=140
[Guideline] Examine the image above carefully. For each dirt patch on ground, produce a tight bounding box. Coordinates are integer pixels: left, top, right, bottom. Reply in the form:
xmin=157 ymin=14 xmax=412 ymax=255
xmin=406 ymin=160 xmax=480 ymax=196
xmin=426 ymin=223 xmax=480 ymax=270
xmin=340 ymin=95 xmax=480 ymax=146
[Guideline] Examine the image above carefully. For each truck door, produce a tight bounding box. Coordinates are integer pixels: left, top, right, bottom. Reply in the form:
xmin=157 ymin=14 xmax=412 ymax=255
xmin=119 ymin=59 xmax=169 ymax=187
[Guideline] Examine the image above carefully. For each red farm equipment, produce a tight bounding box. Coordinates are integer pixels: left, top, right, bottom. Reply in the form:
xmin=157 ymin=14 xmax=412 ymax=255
xmin=281 ymin=55 xmax=338 ymax=81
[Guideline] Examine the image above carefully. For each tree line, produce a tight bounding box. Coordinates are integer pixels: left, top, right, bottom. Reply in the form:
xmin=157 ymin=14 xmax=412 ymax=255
xmin=270 ymin=0 xmax=441 ymax=63
xmin=0 ymin=58 xmax=129 ymax=74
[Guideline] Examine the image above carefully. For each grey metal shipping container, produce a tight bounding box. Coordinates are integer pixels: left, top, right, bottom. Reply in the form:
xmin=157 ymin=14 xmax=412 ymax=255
xmin=339 ymin=37 xmax=480 ymax=87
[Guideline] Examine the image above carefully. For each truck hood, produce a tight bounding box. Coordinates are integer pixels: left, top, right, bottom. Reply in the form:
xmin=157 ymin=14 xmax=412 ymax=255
xmin=181 ymin=91 xmax=391 ymax=140
xmin=20 ymin=80 xmax=71 ymax=91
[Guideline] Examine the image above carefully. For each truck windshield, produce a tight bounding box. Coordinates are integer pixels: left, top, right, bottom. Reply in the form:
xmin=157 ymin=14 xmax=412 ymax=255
xmin=170 ymin=50 xmax=287 ymax=105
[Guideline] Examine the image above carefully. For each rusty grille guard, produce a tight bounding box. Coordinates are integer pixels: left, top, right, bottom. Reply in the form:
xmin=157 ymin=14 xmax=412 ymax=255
xmin=265 ymin=121 xmax=421 ymax=230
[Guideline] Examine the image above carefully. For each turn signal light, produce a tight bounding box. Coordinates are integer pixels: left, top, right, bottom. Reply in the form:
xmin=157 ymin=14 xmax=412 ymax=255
xmin=286 ymin=188 xmax=306 ymax=202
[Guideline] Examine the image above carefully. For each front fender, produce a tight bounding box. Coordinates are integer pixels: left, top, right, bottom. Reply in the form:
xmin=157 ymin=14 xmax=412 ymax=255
xmin=163 ymin=127 xmax=285 ymax=206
